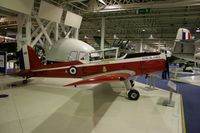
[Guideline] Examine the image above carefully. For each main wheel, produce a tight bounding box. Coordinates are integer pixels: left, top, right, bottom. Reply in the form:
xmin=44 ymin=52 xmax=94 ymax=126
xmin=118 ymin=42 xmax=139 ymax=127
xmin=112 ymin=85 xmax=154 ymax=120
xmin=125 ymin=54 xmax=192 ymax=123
xmin=22 ymin=79 xmax=28 ymax=84
xmin=127 ymin=89 xmax=140 ymax=100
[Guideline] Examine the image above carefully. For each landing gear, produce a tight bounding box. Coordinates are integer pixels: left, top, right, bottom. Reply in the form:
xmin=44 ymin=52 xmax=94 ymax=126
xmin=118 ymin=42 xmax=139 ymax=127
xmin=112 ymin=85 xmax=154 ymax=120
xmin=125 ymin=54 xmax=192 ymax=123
xmin=23 ymin=79 xmax=28 ymax=84
xmin=127 ymin=89 xmax=140 ymax=100
xmin=22 ymin=77 xmax=30 ymax=84
xmin=130 ymin=80 xmax=135 ymax=87
xmin=124 ymin=79 xmax=140 ymax=100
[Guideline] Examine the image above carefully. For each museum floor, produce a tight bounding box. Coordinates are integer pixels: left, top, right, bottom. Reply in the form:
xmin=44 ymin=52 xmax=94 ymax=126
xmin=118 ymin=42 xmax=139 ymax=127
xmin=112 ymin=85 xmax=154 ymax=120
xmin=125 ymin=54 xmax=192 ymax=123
xmin=0 ymin=76 xmax=182 ymax=133
xmin=137 ymin=73 xmax=200 ymax=133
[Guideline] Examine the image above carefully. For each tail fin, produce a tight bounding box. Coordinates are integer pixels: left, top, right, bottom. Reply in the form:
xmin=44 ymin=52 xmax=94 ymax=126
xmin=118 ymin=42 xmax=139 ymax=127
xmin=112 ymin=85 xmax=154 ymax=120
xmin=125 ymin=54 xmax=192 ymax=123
xmin=172 ymin=28 xmax=192 ymax=53
xmin=175 ymin=28 xmax=191 ymax=41
xmin=19 ymin=45 xmax=44 ymax=70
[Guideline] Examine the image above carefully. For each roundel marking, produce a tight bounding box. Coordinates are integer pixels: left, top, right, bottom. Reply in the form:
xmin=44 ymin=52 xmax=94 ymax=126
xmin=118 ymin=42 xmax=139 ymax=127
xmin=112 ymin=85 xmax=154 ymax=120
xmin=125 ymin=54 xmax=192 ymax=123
xmin=68 ymin=66 xmax=77 ymax=75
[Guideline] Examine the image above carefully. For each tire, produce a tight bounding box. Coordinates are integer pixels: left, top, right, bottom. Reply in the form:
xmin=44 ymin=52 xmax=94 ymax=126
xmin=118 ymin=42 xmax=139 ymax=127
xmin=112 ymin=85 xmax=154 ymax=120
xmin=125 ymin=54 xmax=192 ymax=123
xmin=68 ymin=66 xmax=77 ymax=75
xmin=127 ymin=89 xmax=140 ymax=100
xmin=23 ymin=80 xmax=28 ymax=84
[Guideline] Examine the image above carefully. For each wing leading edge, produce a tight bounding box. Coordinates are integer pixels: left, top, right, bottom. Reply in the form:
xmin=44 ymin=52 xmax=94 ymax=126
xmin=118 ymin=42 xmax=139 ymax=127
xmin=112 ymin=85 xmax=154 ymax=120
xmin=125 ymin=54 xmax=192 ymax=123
xmin=64 ymin=73 xmax=131 ymax=87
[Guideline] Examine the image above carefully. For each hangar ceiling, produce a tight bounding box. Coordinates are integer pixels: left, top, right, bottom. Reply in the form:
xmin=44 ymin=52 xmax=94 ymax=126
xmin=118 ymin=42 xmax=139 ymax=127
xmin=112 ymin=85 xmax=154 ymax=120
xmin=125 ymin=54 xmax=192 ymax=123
xmin=0 ymin=0 xmax=200 ymax=46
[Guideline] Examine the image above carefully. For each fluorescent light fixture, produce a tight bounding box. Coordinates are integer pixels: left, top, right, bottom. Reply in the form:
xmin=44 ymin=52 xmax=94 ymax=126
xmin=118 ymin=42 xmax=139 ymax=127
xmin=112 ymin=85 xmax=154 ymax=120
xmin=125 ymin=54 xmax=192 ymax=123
xmin=148 ymin=34 xmax=154 ymax=39
xmin=84 ymin=35 xmax=88 ymax=39
xmin=142 ymin=29 xmax=145 ymax=32
xmin=196 ymin=28 xmax=200 ymax=33
xmin=113 ymin=34 xmax=118 ymax=39
xmin=0 ymin=17 xmax=6 ymax=22
xmin=98 ymin=0 xmax=107 ymax=5
xmin=191 ymin=36 xmax=195 ymax=39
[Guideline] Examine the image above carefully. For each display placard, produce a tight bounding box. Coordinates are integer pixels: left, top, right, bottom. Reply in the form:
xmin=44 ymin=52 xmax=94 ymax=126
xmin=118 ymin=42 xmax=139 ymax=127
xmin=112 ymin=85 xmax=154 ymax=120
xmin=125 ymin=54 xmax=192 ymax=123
xmin=168 ymin=80 xmax=176 ymax=91
xmin=0 ymin=51 xmax=7 ymax=73
xmin=0 ymin=55 xmax=4 ymax=67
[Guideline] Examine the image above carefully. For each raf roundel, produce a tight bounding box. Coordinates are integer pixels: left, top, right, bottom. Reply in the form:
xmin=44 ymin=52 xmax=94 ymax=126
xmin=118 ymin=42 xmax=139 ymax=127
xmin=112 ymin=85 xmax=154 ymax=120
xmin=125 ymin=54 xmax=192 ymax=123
xmin=68 ymin=66 xmax=77 ymax=75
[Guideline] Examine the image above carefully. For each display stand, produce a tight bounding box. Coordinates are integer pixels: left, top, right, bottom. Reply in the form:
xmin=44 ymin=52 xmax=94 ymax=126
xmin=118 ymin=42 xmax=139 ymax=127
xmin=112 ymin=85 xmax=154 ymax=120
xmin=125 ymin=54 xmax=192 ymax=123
xmin=158 ymin=80 xmax=176 ymax=107
xmin=0 ymin=76 xmax=9 ymax=98
xmin=0 ymin=51 xmax=9 ymax=98
xmin=161 ymin=87 xmax=175 ymax=107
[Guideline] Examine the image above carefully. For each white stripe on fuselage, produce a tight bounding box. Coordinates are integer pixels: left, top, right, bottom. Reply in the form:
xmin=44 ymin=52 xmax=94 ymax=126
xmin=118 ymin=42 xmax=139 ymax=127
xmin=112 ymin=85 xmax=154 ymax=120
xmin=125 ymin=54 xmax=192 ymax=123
xmin=32 ymin=53 xmax=165 ymax=72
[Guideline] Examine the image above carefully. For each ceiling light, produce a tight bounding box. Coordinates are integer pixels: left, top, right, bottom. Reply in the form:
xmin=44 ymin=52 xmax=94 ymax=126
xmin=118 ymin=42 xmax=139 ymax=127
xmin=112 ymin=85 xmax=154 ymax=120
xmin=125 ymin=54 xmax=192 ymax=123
xmin=0 ymin=17 xmax=6 ymax=22
xmin=84 ymin=35 xmax=88 ymax=39
xmin=191 ymin=36 xmax=195 ymax=39
xmin=196 ymin=28 xmax=200 ymax=33
xmin=98 ymin=0 xmax=107 ymax=5
xmin=148 ymin=34 xmax=154 ymax=39
xmin=113 ymin=34 xmax=118 ymax=39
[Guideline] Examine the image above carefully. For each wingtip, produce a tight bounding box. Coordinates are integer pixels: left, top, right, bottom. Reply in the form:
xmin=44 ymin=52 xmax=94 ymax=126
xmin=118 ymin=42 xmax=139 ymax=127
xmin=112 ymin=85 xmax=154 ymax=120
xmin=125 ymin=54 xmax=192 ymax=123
xmin=64 ymin=83 xmax=77 ymax=87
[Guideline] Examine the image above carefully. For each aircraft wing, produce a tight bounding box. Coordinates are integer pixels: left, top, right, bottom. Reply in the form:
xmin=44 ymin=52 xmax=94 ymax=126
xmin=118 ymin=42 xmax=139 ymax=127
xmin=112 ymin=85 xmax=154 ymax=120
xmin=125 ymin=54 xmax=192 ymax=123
xmin=173 ymin=54 xmax=200 ymax=63
xmin=64 ymin=73 xmax=131 ymax=87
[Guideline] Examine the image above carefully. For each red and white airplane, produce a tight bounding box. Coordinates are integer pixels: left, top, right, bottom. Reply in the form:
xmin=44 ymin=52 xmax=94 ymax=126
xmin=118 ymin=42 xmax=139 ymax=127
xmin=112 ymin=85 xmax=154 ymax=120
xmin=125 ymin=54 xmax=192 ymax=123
xmin=14 ymin=45 xmax=167 ymax=100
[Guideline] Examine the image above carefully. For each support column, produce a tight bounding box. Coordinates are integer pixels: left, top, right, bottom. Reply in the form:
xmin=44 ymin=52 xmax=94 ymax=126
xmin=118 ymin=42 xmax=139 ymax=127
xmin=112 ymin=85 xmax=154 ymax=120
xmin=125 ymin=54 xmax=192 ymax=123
xmin=158 ymin=39 xmax=161 ymax=51
xmin=16 ymin=14 xmax=24 ymax=51
xmin=55 ymin=22 xmax=59 ymax=41
xmin=100 ymin=17 xmax=105 ymax=50
xmin=26 ymin=15 xmax=31 ymax=45
xmin=140 ymin=39 xmax=143 ymax=52
xmin=74 ymin=28 xmax=79 ymax=39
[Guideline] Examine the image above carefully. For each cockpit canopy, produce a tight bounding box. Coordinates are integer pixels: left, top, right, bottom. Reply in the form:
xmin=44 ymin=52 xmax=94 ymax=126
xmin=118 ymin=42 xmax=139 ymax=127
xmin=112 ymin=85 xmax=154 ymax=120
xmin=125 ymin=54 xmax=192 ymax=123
xmin=68 ymin=48 xmax=120 ymax=63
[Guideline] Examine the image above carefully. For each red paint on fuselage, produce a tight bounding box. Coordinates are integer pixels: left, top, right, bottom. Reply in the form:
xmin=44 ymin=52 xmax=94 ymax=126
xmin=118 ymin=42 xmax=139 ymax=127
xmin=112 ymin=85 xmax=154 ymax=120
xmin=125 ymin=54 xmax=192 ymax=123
xmin=28 ymin=59 xmax=166 ymax=78
xmin=17 ymin=46 xmax=166 ymax=81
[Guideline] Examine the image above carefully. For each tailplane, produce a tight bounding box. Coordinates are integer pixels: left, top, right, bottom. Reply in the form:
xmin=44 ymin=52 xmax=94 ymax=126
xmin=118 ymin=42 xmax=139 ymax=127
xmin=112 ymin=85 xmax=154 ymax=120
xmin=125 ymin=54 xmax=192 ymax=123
xmin=19 ymin=45 xmax=44 ymax=70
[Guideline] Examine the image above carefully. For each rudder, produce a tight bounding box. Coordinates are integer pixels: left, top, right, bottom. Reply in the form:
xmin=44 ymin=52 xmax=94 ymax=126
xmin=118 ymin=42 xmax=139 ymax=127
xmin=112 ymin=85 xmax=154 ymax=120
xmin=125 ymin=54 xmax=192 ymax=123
xmin=19 ymin=45 xmax=44 ymax=70
xmin=175 ymin=28 xmax=191 ymax=41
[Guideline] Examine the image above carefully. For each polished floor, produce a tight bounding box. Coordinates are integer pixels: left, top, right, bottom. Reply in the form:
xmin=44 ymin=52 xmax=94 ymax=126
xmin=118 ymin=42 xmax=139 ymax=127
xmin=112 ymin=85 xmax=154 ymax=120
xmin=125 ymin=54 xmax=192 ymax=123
xmin=0 ymin=76 xmax=182 ymax=133
xmin=137 ymin=71 xmax=200 ymax=133
xmin=172 ymin=75 xmax=200 ymax=87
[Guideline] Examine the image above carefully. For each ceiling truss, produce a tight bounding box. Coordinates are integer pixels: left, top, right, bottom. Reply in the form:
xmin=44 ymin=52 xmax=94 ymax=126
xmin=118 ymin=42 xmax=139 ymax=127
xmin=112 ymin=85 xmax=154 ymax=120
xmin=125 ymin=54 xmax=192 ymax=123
xmin=0 ymin=0 xmax=200 ymax=46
